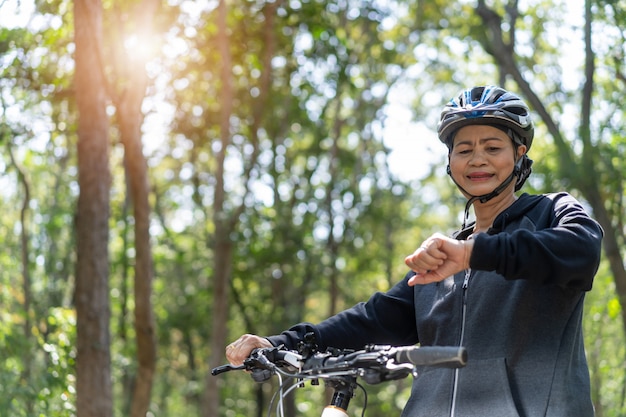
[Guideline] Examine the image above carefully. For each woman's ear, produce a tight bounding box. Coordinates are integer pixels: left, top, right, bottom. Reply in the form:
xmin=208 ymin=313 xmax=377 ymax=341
xmin=517 ymin=144 xmax=528 ymax=159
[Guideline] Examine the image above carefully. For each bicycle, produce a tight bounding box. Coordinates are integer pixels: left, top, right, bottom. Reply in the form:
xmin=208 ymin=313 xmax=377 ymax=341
xmin=212 ymin=333 xmax=467 ymax=417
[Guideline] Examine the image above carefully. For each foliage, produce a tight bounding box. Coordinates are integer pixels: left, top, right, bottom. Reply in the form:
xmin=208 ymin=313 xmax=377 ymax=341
xmin=0 ymin=304 xmax=76 ymax=417
xmin=0 ymin=0 xmax=624 ymax=416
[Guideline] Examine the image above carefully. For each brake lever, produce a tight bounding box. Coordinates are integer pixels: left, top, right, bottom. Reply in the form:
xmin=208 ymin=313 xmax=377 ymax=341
xmin=211 ymin=363 xmax=245 ymax=376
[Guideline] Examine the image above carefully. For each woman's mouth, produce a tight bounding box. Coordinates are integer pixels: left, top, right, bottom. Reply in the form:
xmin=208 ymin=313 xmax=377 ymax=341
xmin=467 ymin=172 xmax=494 ymax=181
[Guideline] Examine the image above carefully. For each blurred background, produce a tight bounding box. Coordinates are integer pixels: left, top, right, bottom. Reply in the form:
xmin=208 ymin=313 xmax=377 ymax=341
xmin=0 ymin=0 xmax=624 ymax=416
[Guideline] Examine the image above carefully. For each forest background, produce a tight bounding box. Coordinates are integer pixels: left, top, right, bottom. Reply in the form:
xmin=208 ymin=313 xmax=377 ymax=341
xmin=0 ymin=0 xmax=625 ymax=416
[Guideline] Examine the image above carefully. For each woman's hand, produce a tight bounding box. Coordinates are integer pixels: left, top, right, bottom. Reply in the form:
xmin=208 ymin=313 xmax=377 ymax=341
xmin=225 ymin=334 xmax=273 ymax=366
xmin=404 ymin=233 xmax=474 ymax=286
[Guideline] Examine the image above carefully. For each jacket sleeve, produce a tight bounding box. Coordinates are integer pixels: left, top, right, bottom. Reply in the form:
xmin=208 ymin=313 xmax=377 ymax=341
xmin=267 ymin=273 xmax=419 ymax=350
xmin=469 ymin=192 xmax=603 ymax=290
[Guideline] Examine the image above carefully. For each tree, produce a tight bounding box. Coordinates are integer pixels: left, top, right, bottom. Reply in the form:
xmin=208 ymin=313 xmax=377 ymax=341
xmin=73 ymin=0 xmax=113 ymax=416
xmin=474 ymin=0 xmax=626 ymax=346
xmin=106 ymin=0 xmax=160 ymax=414
xmin=408 ymin=0 xmax=626 ymax=412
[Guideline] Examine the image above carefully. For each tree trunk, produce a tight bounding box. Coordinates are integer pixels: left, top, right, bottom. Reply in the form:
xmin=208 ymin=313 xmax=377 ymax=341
xmin=8 ymin=143 xmax=33 ymax=416
xmin=203 ymin=232 xmax=234 ymax=417
xmin=202 ymin=0 xmax=235 ymax=415
xmin=118 ymin=87 xmax=157 ymax=417
xmin=202 ymin=0 xmax=275 ymax=413
xmin=109 ymin=0 xmax=159 ymax=413
xmin=73 ymin=0 xmax=113 ymax=416
xmin=578 ymin=0 xmax=626 ymax=338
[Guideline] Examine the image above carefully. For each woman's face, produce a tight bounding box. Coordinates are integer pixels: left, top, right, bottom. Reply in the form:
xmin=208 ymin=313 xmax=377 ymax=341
xmin=449 ymin=124 xmax=526 ymax=198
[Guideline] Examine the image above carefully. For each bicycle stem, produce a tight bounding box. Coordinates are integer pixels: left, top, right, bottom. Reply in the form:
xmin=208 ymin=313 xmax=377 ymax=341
xmin=321 ymin=376 xmax=357 ymax=417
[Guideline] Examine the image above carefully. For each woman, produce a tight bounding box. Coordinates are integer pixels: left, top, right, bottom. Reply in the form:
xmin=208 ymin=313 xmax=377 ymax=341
xmin=225 ymin=86 xmax=603 ymax=416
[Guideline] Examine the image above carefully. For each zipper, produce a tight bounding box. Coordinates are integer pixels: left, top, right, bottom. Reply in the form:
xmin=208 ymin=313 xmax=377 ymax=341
xmin=450 ymin=268 xmax=471 ymax=417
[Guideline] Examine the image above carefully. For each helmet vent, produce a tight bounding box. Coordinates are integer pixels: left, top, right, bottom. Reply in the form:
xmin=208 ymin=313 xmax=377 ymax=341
xmin=490 ymin=90 xmax=506 ymax=102
xmin=471 ymin=87 xmax=486 ymax=102
xmin=506 ymin=106 xmax=526 ymax=115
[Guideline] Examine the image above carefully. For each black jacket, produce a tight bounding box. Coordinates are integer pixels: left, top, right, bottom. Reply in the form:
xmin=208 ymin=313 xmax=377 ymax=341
xmin=268 ymin=192 xmax=603 ymax=417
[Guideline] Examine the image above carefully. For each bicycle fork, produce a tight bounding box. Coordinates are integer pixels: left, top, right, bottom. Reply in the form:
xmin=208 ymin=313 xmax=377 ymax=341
xmin=321 ymin=376 xmax=357 ymax=417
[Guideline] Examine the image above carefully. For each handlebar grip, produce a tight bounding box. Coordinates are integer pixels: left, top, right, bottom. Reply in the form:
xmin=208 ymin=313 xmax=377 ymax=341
xmin=394 ymin=346 xmax=467 ymax=368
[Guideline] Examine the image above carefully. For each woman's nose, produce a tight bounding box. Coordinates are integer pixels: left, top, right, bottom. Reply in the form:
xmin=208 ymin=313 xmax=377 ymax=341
xmin=468 ymin=150 xmax=487 ymax=165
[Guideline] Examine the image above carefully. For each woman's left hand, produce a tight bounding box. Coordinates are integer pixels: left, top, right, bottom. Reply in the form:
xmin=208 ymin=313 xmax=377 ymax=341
xmin=404 ymin=233 xmax=474 ymax=286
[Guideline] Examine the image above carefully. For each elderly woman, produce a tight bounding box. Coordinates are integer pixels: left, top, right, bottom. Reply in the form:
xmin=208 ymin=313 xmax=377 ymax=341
xmin=226 ymin=86 xmax=603 ymax=417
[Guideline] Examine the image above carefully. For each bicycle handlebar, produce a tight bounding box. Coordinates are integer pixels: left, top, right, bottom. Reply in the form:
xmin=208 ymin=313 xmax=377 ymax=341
xmin=211 ymin=343 xmax=467 ymax=384
xmin=212 ymin=339 xmax=467 ymax=417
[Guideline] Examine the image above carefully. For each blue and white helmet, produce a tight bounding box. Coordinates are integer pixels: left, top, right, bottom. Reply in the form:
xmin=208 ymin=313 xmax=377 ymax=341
xmin=437 ymin=85 xmax=534 ymax=150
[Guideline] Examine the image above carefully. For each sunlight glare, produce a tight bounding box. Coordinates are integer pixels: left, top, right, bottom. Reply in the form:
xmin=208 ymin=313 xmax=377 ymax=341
xmin=0 ymin=0 xmax=35 ymax=29
xmin=123 ymin=34 xmax=159 ymax=65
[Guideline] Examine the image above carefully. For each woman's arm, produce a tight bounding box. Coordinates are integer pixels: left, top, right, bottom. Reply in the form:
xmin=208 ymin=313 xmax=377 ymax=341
xmin=471 ymin=193 xmax=603 ymax=289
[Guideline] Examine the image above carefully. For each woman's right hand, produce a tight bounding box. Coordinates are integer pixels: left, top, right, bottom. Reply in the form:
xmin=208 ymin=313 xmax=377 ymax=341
xmin=225 ymin=334 xmax=273 ymax=366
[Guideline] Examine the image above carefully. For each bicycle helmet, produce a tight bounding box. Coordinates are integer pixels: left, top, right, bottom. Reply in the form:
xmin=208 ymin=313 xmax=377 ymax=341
xmin=438 ymin=85 xmax=534 ymax=150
